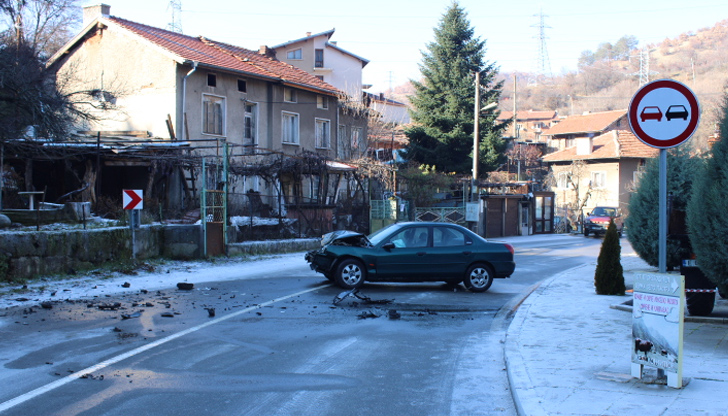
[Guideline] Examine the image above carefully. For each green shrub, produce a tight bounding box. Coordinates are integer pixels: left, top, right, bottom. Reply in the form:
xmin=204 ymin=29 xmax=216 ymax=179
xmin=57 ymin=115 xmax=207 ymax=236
xmin=626 ymin=147 xmax=702 ymax=269
xmin=687 ymin=94 xmax=728 ymax=289
xmin=595 ymin=219 xmax=625 ymax=295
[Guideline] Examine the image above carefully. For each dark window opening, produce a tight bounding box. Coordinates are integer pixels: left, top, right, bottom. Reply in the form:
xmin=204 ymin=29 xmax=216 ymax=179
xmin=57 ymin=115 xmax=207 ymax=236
xmin=237 ymin=79 xmax=247 ymax=92
xmin=207 ymin=73 xmax=217 ymax=87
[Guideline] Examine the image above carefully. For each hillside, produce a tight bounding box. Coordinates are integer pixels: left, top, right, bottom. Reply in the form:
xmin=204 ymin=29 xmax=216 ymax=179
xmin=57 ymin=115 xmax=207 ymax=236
xmin=390 ymin=19 xmax=728 ymax=150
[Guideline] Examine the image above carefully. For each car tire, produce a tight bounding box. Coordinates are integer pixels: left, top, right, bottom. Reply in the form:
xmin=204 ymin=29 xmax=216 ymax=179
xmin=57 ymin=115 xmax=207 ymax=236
xmin=334 ymin=258 xmax=366 ymax=290
xmin=584 ymin=228 xmax=589 ymax=237
xmin=463 ymin=263 xmax=494 ymax=293
xmin=686 ymin=292 xmax=715 ymax=316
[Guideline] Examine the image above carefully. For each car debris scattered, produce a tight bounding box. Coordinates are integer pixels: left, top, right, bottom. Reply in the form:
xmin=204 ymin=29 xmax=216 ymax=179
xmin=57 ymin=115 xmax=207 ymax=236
xmin=332 ymin=289 xmax=393 ymax=305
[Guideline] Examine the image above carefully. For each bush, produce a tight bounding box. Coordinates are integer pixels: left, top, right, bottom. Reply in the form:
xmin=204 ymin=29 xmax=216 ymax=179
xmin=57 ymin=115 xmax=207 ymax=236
xmin=687 ymin=93 xmax=728 ymax=290
xmin=594 ymin=219 xmax=625 ymax=295
xmin=626 ymin=147 xmax=702 ymax=269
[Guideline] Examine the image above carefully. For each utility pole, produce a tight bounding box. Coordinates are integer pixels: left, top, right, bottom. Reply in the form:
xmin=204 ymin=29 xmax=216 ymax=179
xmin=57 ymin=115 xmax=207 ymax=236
xmin=512 ymin=73 xmax=518 ymax=138
xmin=472 ymin=71 xmax=480 ymax=198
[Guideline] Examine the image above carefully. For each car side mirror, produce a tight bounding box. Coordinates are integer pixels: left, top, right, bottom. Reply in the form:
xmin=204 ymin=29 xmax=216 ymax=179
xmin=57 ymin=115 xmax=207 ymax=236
xmin=382 ymin=242 xmax=395 ymax=251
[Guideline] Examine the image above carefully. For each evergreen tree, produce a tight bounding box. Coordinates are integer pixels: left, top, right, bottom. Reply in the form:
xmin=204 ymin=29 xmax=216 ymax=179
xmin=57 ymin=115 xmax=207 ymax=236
xmin=687 ymin=93 xmax=728 ymax=293
xmin=404 ymin=2 xmax=508 ymax=175
xmin=594 ymin=219 xmax=625 ymax=295
xmin=626 ymin=147 xmax=701 ymax=269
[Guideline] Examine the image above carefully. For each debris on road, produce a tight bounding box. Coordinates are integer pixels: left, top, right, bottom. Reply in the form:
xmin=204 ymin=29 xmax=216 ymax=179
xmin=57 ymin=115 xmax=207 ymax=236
xmin=333 ymin=289 xmax=393 ymax=306
xmin=177 ymin=282 xmax=194 ymax=290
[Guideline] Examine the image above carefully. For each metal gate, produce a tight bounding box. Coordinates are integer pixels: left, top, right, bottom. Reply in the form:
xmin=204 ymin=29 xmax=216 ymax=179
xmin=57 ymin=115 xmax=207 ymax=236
xmin=201 ymin=145 xmax=228 ymax=257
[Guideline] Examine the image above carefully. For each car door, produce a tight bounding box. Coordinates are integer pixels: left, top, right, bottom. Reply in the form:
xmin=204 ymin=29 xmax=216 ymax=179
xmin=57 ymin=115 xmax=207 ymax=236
xmin=375 ymin=225 xmax=432 ymax=280
xmin=427 ymin=225 xmax=472 ymax=279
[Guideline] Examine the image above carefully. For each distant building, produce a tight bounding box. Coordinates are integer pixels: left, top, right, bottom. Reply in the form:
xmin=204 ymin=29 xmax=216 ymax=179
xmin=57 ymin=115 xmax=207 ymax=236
xmin=543 ymin=110 xmax=628 ymax=153
xmin=497 ymin=109 xmax=558 ymax=142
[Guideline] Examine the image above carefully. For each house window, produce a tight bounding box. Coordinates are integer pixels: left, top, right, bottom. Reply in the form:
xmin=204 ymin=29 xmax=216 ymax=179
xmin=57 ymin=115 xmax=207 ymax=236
xmin=557 ymin=172 xmax=570 ymax=189
xmin=244 ymin=102 xmax=257 ymax=153
xmin=315 ymin=49 xmax=324 ymax=68
xmin=282 ymin=111 xmax=299 ymax=144
xmin=237 ymin=79 xmax=247 ymax=93
xmin=284 ymin=88 xmax=297 ymax=103
xmin=316 ymin=118 xmax=330 ymax=148
xmin=287 ymin=49 xmax=302 ymax=60
xmin=202 ymin=94 xmax=225 ymax=135
xmin=591 ymin=171 xmax=607 ymax=189
xmin=207 ymin=73 xmax=217 ymax=87
xmin=351 ymin=127 xmax=362 ymax=150
xmin=565 ymin=135 xmax=575 ymax=148
xmin=315 ymin=75 xmax=324 ymax=81
xmin=338 ymin=125 xmax=347 ymax=159
xmin=317 ymin=95 xmax=328 ymax=109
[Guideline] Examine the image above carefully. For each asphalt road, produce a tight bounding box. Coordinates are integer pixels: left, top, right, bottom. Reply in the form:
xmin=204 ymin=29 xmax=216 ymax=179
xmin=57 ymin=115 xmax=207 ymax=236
xmin=0 ymin=234 xmax=607 ymax=415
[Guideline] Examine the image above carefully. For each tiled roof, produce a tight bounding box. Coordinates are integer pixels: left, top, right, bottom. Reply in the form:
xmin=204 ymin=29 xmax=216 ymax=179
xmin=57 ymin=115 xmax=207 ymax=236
xmin=498 ymin=110 xmax=557 ymax=121
xmin=545 ymin=110 xmax=627 ymax=136
xmin=105 ymin=17 xmax=339 ymax=95
xmin=542 ymin=130 xmax=658 ymax=162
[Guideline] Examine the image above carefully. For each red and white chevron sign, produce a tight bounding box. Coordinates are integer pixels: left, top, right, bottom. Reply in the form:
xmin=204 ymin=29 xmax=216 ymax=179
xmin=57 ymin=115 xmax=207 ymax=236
xmin=123 ymin=189 xmax=143 ymax=210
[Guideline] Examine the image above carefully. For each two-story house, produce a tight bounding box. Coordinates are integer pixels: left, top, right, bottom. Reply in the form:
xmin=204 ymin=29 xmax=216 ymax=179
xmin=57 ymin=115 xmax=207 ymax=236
xmin=497 ymin=109 xmax=558 ymax=143
xmin=47 ymin=4 xmax=361 ymax=232
xmin=542 ymin=129 xmax=657 ymax=226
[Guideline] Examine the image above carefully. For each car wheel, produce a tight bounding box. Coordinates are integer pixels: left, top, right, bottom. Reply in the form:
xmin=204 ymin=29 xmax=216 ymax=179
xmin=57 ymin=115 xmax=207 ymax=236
xmin=334 ymin=258 xmax=366 ymax=290
xmin=686 ymin=292 xmax=715 ymax=316
xmin=464 ymin=264 xmax=494 ymax=293
xmin=584 ymin=228 xmax=589 ymax=237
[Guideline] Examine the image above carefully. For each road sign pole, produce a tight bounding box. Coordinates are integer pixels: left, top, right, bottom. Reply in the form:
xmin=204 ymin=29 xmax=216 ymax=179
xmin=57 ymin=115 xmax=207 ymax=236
xmin=130 ymin=210 xmax=136 ymax=260
xmin=659 ymin=149 xmax=667 ymax=273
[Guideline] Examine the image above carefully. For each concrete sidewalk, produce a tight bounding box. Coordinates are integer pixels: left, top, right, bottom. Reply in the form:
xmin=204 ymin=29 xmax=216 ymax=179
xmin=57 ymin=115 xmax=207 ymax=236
xmin=505 ymin=250 xmax=728 ymax=415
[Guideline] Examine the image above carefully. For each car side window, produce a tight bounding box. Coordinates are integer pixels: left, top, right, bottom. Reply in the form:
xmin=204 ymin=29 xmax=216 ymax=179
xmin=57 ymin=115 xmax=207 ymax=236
xmin=433 ymin=227 xmax=466 ymax=247
xmin=388 ymin=227 xmax=429 ymax=248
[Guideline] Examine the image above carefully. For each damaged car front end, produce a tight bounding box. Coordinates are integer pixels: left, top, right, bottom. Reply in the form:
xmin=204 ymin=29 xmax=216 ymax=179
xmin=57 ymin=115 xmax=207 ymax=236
xmin=305 ymin=230 xmax=372 ymax=280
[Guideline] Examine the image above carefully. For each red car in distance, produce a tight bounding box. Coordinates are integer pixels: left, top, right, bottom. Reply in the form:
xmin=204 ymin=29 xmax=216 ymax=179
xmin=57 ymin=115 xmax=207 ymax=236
xmin=640 ymin=106 xmax=662 ymax=122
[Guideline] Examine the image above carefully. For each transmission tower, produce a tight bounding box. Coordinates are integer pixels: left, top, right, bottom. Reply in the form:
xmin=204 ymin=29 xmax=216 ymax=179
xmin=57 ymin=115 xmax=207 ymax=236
xmin=638 ymin=47 xmax=650 ymax=86
xmin=531 ymin=8 xmax=552 ymax=83
xmin=167 ymin=0 xmax=183 ymax=33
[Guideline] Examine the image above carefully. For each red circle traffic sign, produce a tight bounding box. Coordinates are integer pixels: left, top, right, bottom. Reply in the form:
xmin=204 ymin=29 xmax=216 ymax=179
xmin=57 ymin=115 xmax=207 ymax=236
xmin=628 ymin=79 xmax=700 ymax=149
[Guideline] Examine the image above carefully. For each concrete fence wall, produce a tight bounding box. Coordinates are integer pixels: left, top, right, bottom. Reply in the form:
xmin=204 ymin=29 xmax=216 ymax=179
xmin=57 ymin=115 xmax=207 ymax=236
xmin=0 ymin=225 xmax=320 ymax=282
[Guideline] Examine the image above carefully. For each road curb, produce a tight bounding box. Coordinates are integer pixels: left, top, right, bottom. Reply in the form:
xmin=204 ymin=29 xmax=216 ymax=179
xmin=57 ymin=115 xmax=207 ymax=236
xmin=504 ymin=263 xmax=592 ymax=416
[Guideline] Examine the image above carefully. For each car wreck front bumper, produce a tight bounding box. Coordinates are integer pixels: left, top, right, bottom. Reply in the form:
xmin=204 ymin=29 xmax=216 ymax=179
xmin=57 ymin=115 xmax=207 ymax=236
xmin=305 ymin=250 xmax=336 ymax=274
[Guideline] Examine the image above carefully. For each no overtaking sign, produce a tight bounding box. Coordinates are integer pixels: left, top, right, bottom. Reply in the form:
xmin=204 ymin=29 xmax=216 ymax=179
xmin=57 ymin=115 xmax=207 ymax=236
xmin=628 ymin=79 xmax=700 ymax=149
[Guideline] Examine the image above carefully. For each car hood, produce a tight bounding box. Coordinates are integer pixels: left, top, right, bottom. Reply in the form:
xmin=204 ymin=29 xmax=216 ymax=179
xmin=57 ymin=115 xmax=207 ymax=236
xmin=320 ymin=230 xmax=370 ymax=247
xmin=587 ymin=215 xmax=613 ymax=222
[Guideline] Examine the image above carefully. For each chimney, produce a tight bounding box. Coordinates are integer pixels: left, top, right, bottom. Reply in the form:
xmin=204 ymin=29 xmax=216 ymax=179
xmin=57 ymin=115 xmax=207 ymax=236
xmin=306 ymin=32 xmax=312 ymax=37
xmin=576 ymin=136 xmax=594 ymax=155
xmin=83 ymin=4 xmax=110 ymax=26
xmin=258 ymin=45 xmax=276 ymax=59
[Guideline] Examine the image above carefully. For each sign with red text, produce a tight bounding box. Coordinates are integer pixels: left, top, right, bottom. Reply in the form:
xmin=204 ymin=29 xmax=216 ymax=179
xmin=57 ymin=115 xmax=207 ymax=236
xmin=631 ymin=272 xmax=685 ymax=388
xmin=123 ymin=189 xmax=143 ymax=210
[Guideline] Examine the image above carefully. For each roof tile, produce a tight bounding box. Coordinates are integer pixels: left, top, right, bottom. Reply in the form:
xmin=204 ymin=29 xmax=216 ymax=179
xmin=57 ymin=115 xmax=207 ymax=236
xmin=542 ymin=130 xmax=658 ymax=162
xmin=545 ymin=110 xmax=627 ymax=136
xmin=108 ymin=17 xmax=339 ymax=95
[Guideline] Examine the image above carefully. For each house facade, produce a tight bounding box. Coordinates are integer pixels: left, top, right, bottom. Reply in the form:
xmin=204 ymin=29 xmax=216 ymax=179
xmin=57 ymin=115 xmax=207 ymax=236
xmin=45 ymin=4 xmax=367 ymax=234
xmin=497 ymin=109 xmax=558 ymax=142
xmin=542 ymin=130 xmax=658 ymax=226
xmin=273 ymin=29 xmax=369 ymax=104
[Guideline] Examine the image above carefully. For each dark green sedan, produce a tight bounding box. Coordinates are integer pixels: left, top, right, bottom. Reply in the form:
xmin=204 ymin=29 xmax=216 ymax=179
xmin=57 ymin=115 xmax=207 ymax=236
xmin=305 ymin=222 xmax=515 ymax=292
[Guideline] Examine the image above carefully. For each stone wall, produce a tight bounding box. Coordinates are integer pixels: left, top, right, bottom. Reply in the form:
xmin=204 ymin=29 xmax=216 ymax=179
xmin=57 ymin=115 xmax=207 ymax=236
xmin=0 ymin=224 xmax=201 ymax=281
xmin=0 ymin=225 xmax=320 ymax=282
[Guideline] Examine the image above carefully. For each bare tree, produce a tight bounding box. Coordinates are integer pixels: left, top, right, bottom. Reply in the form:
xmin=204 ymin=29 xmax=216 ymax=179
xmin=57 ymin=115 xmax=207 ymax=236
xmin=0 ymin=0 xmax=80 ymax=58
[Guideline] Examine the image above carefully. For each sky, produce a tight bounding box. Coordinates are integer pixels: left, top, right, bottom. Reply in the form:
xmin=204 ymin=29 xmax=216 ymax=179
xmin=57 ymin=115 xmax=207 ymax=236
xmin=81 ymin=0 xmax=728 ymax=93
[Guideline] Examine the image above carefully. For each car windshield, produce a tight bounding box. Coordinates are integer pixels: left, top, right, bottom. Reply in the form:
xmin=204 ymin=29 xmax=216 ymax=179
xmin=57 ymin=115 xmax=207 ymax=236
xmin=367 ymin=223 xmax=402 ymax=246
xmin=592 ymin=207 xmax=616 ymax=217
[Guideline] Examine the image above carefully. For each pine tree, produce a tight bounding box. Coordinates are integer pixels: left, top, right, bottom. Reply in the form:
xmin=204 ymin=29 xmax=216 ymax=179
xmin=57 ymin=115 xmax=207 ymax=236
xmin=687 ymin=93 xmax=728 ymax=293
xmin=594 ymin=219 xmax=625 ymax=295
xmin=404 ymin=2 xmax=508 ymax=174
xmin=626 ymin=147 xmax=700 ymax=269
